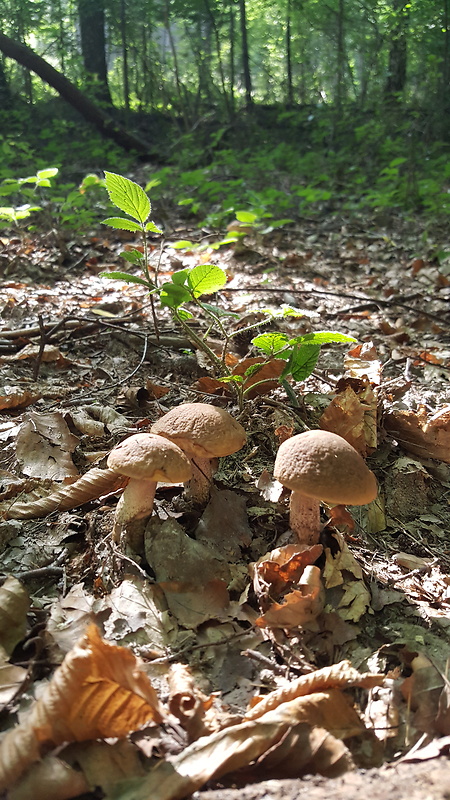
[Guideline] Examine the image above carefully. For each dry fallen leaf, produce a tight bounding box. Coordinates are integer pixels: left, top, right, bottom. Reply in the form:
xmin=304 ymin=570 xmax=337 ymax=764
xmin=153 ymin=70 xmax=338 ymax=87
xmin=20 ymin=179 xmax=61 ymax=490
xmin=245 ymin=659 xmax=383 ymax=720
xmin=319 ymin=379 xmax=377 ymax=455
xmin=109 ymin=670 xmax=382 ymax=800
xmin=0 ymin=385 xmax=42 ymax=411
xmin=0 ymin=625 xmax=163 ymax=792
xmin=0 ymin=577 xmax=29 ymax=656
xmin=384 ymin=404 xmax=450 ymax=463
xmin=15 ymin=411 xmax=79 ymax=480
xmin=168 ymin=662 xmax=215 ymax=741
xmin=255 ymin=566 xmax=325 ymax=629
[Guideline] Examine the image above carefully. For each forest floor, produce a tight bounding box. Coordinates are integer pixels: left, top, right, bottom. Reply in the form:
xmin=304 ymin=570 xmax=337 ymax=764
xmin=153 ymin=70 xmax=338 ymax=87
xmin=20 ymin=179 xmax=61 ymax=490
xmin=0 ymin=207 xmax=450 ymax=799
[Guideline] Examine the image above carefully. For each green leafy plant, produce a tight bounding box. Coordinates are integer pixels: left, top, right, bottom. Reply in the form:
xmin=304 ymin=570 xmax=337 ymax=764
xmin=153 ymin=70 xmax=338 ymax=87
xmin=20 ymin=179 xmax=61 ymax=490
xmin=99 ymin=172 xmax=356 ymax=407
xmin=0 ymin=167 xmax=58 ymax=226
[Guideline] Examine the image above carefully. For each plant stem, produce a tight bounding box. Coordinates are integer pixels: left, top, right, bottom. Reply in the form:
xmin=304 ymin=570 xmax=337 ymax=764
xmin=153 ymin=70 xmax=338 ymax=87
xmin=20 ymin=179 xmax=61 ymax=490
xmin=173 ymin=311 xmax=231 ymax=377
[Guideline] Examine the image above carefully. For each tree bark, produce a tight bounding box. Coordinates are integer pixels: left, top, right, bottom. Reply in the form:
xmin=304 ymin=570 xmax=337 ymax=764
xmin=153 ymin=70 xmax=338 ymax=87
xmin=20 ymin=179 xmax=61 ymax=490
xmin=77 ymin=0 xmax=112 ymax=105
xmin=0 ymin=32 xmax=153 ymax=154
xmin=0 ymin=57 xmax=12 ymax=108
xmin=239 ymin=0 xmax=252 ymax=110
xmin=384 ymin=0 xmax=408 ymax=102
xmin=286 ymin=0 xmax=293 ymax=106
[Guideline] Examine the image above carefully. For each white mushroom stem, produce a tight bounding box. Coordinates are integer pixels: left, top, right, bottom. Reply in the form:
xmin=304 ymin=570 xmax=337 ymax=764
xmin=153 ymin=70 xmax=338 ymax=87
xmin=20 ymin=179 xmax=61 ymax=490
xmin=185 ymin=457 xmax=218 ymax=505
xmin=289 ymin=491 xmax=321 ymax=546
xmin=112 ymin=479 xmax=157 ymax=542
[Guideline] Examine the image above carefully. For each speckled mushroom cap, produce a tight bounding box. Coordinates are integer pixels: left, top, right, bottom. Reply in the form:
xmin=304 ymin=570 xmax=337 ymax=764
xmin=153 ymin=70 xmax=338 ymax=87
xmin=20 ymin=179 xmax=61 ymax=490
xmin=274 ymin=430 xmax=377 ymax=506
xmin=151 ymin=403 xmax=246 ymax=459
xmin=107 ymin=433 xmax=192 ymax=483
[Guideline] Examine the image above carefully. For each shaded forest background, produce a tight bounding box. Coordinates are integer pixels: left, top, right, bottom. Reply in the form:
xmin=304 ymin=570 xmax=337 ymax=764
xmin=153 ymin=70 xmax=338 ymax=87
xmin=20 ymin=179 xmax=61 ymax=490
xmin=0 ymin=0 xmax=449 ymax=226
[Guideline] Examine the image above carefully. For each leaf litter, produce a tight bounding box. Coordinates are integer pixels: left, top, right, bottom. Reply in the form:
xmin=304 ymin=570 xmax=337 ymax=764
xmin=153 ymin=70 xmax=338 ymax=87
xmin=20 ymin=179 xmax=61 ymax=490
xmin=0 ymin=207 xmax=450 ymax=799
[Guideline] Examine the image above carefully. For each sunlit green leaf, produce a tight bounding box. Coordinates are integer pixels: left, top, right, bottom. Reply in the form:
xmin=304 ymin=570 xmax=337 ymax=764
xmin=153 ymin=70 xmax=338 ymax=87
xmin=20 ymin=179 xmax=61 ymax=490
xmin=171 ymin=240 xmax=195 ymax=250
xmin=99 ymin=271 xmax=151 ymax=287
xmin=188 ymin=264 xmax=227 ymax=297
xmin=251 ymin=332 xmax=290 ymax=355
xmin=177 ymin=308 xmax=193 ymax=320
xmin=284 ymin=343 xmax=321 ymax=381
xmin=37 ymin=168 xmax=58 ymax=180
xmin=145 ymin=220 xmax=163 ymax=234
xmin=236 ymin=210 xmax=258 ymax=223
xmin=290 ymin=331 xmax=357 ymax=346
xmin=104 ymin=171 xmax=150 ymax=223
xmin=103 ymin=217 xmax=143 ymax=232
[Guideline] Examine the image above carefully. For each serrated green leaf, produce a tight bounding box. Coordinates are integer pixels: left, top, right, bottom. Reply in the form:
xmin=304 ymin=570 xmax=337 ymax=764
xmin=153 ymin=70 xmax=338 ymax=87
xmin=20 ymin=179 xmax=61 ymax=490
xmin=236 ymin=210 xmax=258 ymax=223
xmin=103 ymin=217 xmax=143 ymax=232
xmin=104 ymin=171 xmax=151 ymax=223
xmin=252 ymin=332 xmax=290 ymax=356
xmin=188 ymin=264 xmax=227 ymax=298
xmin=159 ymin=282 xmax=192 ymax=308
xmin=145 ymin=220 xmax=163 ymax=234
xmin=284 ymin=344 xmax=321 ymax=381
xmin=120 ymin=249 xmax=144 ymax=264
xmin=99 ymin=271 xmax=151 ymax=288
xmin=171 ymin=269 xmax=190 ymax=285
xmin=290 ymin=331 xmax=357 ymax=347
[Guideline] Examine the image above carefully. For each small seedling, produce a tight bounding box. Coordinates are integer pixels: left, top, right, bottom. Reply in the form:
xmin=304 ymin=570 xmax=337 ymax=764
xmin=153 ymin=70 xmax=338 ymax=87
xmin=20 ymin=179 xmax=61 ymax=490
xmin=100 ymin=171 xmax=356 ymax=407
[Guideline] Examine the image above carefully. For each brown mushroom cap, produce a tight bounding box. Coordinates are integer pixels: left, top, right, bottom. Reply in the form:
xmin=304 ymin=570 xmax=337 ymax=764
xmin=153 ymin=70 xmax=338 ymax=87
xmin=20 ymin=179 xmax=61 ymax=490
xmin=151 ymin=403 xmax=246 ymax=459
xmin=107 ymin=433 xmax=192 ymax=483
xmin=274 ymin=430 xmax=377 ymax=506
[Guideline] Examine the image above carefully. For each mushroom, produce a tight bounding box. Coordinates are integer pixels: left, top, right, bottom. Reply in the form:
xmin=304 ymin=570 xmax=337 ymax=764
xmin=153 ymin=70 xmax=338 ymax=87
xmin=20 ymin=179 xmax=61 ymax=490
xmin=151 ymin=403 xmax=246 ymax=504
xmin=107 ymin=433 xmax=192 ymax=541
xmin=273 ymin=430 xmax=378 ymax=546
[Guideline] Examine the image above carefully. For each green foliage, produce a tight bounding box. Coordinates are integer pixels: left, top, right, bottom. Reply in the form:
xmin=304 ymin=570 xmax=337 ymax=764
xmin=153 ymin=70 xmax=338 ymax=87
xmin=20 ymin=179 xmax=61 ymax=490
xmin=0 ymin=167 xmax=58 ymax=225
xmin=99 ymin=172 xmax=358 ymax=407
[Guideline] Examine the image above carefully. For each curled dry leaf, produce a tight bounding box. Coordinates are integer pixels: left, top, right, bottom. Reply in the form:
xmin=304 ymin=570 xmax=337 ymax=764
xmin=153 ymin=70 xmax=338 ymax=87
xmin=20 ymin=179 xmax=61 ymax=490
xmin=251 ymin=544 xmax=324 ymax=629
xmin=245 ymin=659 xmax=384 ymax=720
xmin=255 ymin=565 xmax=325 ymax=629
xmin=0 ymin=625 xmax=163 ymax=793
xmin=0 ymin=576 xmax=29 ymax=656
xmin=110 ymin=686 xmax=373 ymax=800
xmin=168 ymin=662 xmax=215 ymax=741
xmin=4 ymin=468 xmax=125 ymax=519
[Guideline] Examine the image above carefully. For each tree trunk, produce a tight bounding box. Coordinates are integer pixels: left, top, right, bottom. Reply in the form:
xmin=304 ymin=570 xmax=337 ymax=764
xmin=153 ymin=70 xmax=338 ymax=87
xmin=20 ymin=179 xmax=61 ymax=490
xmin=0 ymin=32 xmax=153 ymax=154
xmin=384 ymin=0 xmax=408 ymax=102
xmin=335 ymin=0 xmax=345 ymax=110
xmin=229 ymin=1 xmax=236 ymax=112
xmin=286 ymin=0 xmax=293 ymax=106
xmin=239 ymin=0 xmax=252 ymax=109
xmin=120 ymin=0 xmax=130 ymax=111
xmin=77 ymin=0 xmax=112 ymax=105
xmin=443 ymin=0 xmax=449 ymax=110
xmin=203 ymin=0 xmax=232 ymax=119
xmin=0 ymin=57 xmax=12 ymax=108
